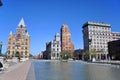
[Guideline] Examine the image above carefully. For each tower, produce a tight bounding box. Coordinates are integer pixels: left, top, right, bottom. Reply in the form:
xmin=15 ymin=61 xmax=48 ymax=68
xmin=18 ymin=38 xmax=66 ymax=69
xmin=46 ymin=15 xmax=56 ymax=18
xmin=7 ymin=18 xmax=30 ymax=59
xmin=61 ymin=24 xmax=74 ymax=58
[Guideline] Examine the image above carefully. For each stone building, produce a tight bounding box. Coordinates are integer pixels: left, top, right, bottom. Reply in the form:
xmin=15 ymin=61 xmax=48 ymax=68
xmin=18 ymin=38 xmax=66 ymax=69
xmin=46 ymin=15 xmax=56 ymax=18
xmin=111 ymin=32 xmax=120 ymax=41
xmin=7 ymin=18 xmax=30 ymax=59
xmin=82 ymin=22 xmax=111 ymax=60
xmin=61 ymin=24 xmax=74 ymax=58
xmin=46 ymin=33 xmax=61 ymax=60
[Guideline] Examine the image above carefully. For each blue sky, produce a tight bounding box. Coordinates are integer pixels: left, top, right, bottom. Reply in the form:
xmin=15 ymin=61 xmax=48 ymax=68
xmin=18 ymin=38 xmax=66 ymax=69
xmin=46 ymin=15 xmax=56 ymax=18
xmin=0 ymin=0 xmax=120 ymax=55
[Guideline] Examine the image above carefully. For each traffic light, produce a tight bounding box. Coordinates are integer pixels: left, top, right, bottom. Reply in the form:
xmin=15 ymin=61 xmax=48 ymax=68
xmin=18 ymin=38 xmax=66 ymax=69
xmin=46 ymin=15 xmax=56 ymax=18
xmin=0 ymin=0 xmax=3 ymax=6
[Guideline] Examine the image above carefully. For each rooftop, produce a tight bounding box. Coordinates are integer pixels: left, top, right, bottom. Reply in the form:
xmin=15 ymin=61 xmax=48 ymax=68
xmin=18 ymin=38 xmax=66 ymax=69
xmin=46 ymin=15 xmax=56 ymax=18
xmin=83 ymin=21 xmax=111 ymax=28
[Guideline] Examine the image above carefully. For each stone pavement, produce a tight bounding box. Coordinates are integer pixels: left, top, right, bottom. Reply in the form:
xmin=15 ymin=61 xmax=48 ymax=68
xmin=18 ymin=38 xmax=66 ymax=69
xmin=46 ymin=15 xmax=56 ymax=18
xmin=26 ymin=62 xmax=35 ymax=80
xmin=0 ymin=60 xmax=35 ymax=80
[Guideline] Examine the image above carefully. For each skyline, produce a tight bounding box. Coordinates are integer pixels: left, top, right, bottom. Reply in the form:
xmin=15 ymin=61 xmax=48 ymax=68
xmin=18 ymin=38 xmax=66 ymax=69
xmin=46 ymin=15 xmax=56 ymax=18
xmin=0 ymin=0 xmax=120 ymax=55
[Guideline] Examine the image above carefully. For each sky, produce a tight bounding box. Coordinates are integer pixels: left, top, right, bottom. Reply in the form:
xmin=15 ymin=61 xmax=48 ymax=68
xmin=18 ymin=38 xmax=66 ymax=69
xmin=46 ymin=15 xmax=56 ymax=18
xmin=0 ymin=0 xmax=120 ymax=55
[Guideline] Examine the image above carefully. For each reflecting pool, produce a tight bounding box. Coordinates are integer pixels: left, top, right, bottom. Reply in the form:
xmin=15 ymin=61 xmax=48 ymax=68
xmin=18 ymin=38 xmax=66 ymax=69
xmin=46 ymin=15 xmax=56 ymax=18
xmin=34 ymin=61 xmax=120 ymax=80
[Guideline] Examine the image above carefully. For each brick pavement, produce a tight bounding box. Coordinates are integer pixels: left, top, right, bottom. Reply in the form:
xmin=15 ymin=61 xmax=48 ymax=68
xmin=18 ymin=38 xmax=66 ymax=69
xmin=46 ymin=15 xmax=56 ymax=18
xmin=0 ymin=61 xmax=35 ymax=80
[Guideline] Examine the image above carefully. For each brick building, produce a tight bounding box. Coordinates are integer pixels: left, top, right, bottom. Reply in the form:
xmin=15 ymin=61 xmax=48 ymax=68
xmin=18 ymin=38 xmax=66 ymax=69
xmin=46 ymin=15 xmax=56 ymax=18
xmin=61 ymin=24 xmax=74 ymax=57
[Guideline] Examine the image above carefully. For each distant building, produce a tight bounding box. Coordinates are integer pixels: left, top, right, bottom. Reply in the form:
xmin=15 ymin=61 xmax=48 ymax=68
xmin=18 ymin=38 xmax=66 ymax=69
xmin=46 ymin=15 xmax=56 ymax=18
xmin=46 ymin=33 xmax=61 ymax=60
xmin=7 ymin=18 xmax=30 ymax=59
xmin=35 ymin=53 xmax=43 ymax=59
xmin=43 ymin=51 xmax=48 ymax=59
xmin=61 ymin=24 xmax=74 ymax=57
xmin=74 ymin=49 xmax=84 ymax=60
xmin=108 ymin=40 xmax=120 ymax=60
xmin=111 ymin=32 xmax=120 ymax=41
xmin=82 ymin=22 xmax=111 ymax=60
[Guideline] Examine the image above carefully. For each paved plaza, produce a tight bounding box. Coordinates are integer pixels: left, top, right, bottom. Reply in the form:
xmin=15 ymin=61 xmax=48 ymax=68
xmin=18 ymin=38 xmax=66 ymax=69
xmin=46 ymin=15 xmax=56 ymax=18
xmin=0 ymin=60 xmax=35 ymax=80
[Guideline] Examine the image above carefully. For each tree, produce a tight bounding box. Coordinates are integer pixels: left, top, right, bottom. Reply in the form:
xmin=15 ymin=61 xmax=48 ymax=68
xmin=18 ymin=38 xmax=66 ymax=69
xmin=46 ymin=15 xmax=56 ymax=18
xmin=60 ymin=50 xmax=71 ymax=59
xmin=29 ymin=53 xmax=33 ymax=58
xmin=83 ymin=50 xmax=90 ymax=61
xmin=91 ymin=49 xmax=97 ymax=58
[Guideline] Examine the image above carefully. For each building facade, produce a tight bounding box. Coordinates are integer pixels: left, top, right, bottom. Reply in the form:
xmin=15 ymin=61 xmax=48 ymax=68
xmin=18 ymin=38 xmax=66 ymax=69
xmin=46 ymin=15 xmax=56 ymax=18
xmin=7 ymin=18 xmax=30 ymax=59
xmin=108 ymin=40 xmax=120 ymax=60
xmin=74 ymin=49 xmax=84 ymax=60
xmin=46 ymin=33 xmax=61 ymax=60
xmin=111 ymin=32 xmax=120 ymax=41
xmin=61 ymin=24 xmax=74 ymax=58
xmin=82 ymin=22 xmax=111 ymax=60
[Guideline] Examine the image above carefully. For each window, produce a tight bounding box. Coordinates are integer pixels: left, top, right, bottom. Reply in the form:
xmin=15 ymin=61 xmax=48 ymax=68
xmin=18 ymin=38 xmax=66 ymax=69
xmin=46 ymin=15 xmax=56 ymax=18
xmin=25 ymin=47 xmax=27 ymax=49
xmin=17 ymin=34 xmax=21 ymax=40
xmin=8 ymin=51 xmax=10 ymax=54
xmin=25 ymin=51 xmax=27 ymax=55
xmin=21 ymin=52 xmax=23 ymax=55
xmin=52 ymin=53 xmax=55 ymax=57
xmin=53 ymin=48 xmax=55 ymax=51
xmin=57 ymin=53 xmax=59 ymax=57
xmin=53 ymin=44 xmax=55 ymax=47
xmin=57 ymin=48 xmax=59 ymax=51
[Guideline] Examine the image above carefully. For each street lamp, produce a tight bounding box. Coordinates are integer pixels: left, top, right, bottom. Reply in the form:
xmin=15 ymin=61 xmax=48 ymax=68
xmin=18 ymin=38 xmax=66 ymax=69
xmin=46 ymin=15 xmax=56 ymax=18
xmin=0 ymin=42 xmax=2 ymax=55
xmin=0 ymin=0 xmax=3 ymax=6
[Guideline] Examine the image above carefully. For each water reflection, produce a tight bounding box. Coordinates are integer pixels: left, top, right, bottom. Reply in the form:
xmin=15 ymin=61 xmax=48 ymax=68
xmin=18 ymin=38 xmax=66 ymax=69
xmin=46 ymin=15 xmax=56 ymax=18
xmin=34 ymin=61 xmax=120 ymax=80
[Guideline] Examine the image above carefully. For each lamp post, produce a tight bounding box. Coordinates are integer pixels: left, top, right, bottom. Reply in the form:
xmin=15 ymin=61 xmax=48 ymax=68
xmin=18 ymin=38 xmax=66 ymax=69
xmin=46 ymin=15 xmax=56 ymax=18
xmin=0 ymin=42 xmax=2 ymax=55
xmin=0 ymin=0 xmax=3 ymax=6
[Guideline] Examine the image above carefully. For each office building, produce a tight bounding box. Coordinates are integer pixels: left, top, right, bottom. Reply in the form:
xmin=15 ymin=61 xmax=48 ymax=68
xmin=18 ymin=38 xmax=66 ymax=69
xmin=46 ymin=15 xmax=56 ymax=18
xmin=82 ymin=22 xmax=111 ymax=60
xmin=111 ymin=32 xmax=120 ymax=41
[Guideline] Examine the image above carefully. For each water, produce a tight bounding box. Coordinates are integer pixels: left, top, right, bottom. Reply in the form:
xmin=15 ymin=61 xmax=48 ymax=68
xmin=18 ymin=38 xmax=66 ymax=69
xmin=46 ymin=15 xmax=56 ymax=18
xmin=33 ymin=61 xmax=120 ymax=80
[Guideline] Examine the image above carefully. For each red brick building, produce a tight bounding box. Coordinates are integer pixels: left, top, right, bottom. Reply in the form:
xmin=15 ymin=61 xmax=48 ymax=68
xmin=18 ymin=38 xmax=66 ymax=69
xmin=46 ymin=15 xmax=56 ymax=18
xmin=61 ymin=24 xmax=74 ymax=57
